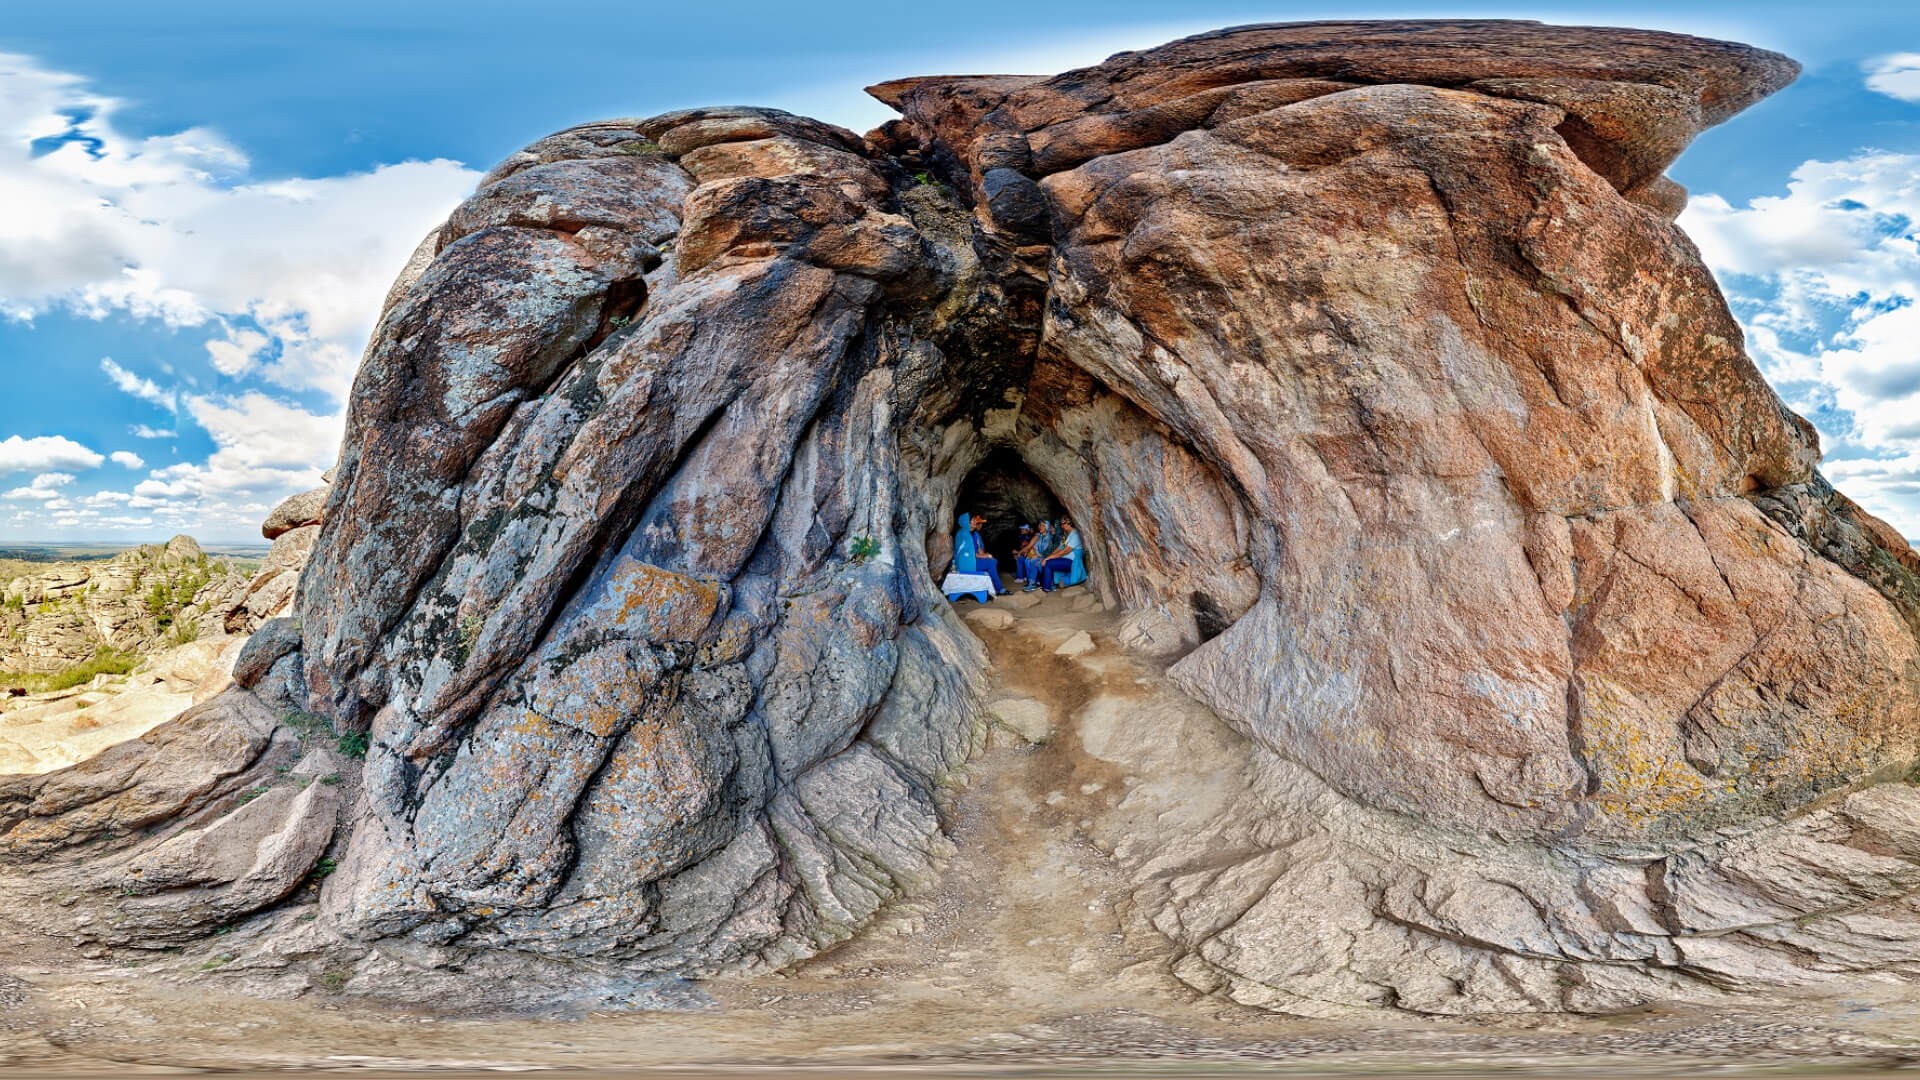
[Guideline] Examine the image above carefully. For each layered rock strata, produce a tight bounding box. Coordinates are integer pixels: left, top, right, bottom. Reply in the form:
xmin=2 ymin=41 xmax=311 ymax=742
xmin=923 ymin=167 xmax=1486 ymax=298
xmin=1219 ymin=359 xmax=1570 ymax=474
xmin=3 ymin=21 xmax=1919 ymax=1014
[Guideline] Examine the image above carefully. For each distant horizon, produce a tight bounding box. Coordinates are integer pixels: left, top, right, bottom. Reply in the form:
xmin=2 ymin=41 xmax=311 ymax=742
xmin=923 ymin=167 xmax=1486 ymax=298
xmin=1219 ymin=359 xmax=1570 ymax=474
xmin=2 ymin=1 xmax=1919 ymax=542
xmin=0 ymin=536 xmax=270 ymax=551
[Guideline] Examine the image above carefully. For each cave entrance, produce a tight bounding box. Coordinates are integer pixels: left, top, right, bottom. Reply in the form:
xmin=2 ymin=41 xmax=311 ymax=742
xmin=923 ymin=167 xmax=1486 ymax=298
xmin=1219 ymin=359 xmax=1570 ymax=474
xmin=956 ymin=449 xmax=1065 ymax=570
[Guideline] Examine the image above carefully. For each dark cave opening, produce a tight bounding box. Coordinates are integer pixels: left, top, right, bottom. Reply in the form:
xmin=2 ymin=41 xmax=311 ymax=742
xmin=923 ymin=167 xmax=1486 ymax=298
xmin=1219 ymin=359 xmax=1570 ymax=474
xmin=955 ymin=449 xmax=1066 ymax=568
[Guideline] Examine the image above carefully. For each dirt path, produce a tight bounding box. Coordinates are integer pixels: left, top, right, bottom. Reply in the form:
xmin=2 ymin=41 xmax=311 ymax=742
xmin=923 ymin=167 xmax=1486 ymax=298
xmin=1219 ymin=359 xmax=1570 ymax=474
xmin=5 ymin=589 xmax=1920 ymax=1075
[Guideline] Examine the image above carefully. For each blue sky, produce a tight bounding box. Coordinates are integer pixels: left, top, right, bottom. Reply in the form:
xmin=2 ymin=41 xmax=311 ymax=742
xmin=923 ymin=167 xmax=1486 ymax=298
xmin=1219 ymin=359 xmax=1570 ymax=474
xmin=1 ymin=1 xmax=1917 ymax=541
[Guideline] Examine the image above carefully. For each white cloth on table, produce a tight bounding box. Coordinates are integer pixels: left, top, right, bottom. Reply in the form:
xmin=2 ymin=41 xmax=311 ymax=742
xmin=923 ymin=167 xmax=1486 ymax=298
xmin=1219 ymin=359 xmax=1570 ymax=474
xmin=941 ymin=571 xmax=998 ymax=597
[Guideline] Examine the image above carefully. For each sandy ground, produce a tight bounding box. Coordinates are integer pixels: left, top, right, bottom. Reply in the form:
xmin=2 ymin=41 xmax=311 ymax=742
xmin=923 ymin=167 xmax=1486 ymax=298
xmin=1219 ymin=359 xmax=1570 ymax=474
xmin=4 ymin=592 xmax=1920 ymax=1076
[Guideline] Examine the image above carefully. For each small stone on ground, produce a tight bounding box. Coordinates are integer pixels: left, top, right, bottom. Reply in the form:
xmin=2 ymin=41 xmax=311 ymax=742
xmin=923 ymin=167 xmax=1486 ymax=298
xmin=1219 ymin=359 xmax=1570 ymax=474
xmin=1055 ymin=631 xmax=1095 ymax=657
xmin=965 ymin=608 xmax=1016 ymax=631
xmin=988 ymin=697 xmax=1051 ymax=744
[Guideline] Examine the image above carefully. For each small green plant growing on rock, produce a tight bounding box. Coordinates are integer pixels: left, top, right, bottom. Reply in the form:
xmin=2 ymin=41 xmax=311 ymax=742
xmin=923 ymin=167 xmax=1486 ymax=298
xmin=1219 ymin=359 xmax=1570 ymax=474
xmin=311 ymin=857 xmax=338 ymax=881
xmin=453 ymin=614 xmax=483 ymax=666
xmin=337 ymin=731 xmax=370 ymax=760
xmin=8 ymin=648 xmax=141 ymax=694
xmin=849 ymin=535 xmax=880 ymax=563
xmin=282 ymin=711 xmax=332 ymax=740
xmin=912 ymin=170 xmax=938 ymax=186
xmin=315 ymin=967 xmax=352 ymax=994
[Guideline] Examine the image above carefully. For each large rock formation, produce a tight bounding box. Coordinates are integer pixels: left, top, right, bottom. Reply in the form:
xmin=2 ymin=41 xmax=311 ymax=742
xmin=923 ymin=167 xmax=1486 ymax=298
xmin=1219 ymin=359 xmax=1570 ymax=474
xmin=1 ymin=537 xmax=252 ymax=675
xmin=4 ymin=21 xmax=1920 ymax=1015
xmin=223 ymin=481 xmax=332 ymax=635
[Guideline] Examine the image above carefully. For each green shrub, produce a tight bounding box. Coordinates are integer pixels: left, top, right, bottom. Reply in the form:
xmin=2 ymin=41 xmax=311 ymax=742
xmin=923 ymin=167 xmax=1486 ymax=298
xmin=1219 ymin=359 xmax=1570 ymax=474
xmin=281 ymin=710 xmax=331 ymax=737
xmin=1 ymin=648 xmax=142 ymax=694
xmin=337 ymin=731 xmax=370 ymax=760
xmin=52 ymin=648 xmax=138 ymax=691
xmin=849 ymin=535 xmax=880 ymax=563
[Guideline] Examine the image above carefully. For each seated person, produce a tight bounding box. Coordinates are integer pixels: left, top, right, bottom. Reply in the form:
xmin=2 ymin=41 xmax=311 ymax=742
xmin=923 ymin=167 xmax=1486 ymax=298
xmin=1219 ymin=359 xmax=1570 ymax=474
xmin=951 ymin=512 xmax=1006 ymax=595
xmin=968 ymin=513 xmax=1008 ymax=594
xmin=1013 ymin=523 xmax=1039 ymax=585
xmin=1033 ymin=521 xmax=1059 ymax=584
xmin=1033 ymin=517 xmax=1085 ymax=593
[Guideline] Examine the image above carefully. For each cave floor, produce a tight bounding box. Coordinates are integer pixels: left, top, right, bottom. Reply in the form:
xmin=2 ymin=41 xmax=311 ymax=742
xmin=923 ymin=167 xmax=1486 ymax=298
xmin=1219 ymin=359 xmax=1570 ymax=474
xmin=4 ymin=588 xmax=1920 ymax=1076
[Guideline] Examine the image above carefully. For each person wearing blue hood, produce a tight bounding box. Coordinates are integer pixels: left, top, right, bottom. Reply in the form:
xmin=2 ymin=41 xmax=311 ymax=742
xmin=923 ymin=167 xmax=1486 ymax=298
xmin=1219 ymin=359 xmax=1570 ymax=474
xmin=1031 ymin=515 xmax=1086 ymax=593
xmin=952 ymin=512 xmax=1007 ymax=595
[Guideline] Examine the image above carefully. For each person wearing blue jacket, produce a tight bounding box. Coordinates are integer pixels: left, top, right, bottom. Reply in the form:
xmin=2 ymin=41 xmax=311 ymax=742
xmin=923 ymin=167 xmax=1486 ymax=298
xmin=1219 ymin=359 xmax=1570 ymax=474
xmin=1031 ymin=516 xmax=1085 ymax=592
xmin=953 ymin=512 xmax=1007 ymax=594
xmin=1015 ymin=521 xmax=1049 ymax=587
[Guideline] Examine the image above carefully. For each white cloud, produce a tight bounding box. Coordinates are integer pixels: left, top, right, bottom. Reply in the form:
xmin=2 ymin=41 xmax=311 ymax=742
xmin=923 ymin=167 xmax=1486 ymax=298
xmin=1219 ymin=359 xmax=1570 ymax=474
xmin=0 ymin=434 xmax=102 ymax=476
xmin=0 ymin=51 xmax=477 ymax=403
xmin=3 ymin=471 xmax=76 ymax=500
xmin=0 ymin=52 xmax=481 ymax=540
xmin=1867 ymin=53 xmax=1920 ymax=104
xmin=99 ymin=356 xmax=177 ymax=411
xmin=115 ymin=392 xmax=338 ymax=534
xmin=108 ymin=450 xmax=144 ymax=469
xmin=205 ymin=325 xmax=269 ymax=377
xmin=1681 ymin=151 xmax=1920 ymax=537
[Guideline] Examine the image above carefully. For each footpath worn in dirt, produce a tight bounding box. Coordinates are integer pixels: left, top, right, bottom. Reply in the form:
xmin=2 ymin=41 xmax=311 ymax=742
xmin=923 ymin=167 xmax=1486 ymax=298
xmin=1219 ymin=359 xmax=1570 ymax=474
xmin=4 ymin=587 xmax=1920 ymax=1075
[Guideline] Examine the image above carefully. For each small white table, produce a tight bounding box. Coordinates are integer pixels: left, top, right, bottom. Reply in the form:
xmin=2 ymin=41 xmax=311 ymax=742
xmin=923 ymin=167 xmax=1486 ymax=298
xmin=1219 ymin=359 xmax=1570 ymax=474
xmin=941 ymin=572 xmax=998 ymax=603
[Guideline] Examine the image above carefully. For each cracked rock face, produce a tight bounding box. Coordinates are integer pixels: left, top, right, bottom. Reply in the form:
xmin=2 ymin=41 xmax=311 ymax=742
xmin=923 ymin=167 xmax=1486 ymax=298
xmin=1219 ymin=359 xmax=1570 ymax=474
xmin=4 ymin=20 xmax=1920 ymax=1013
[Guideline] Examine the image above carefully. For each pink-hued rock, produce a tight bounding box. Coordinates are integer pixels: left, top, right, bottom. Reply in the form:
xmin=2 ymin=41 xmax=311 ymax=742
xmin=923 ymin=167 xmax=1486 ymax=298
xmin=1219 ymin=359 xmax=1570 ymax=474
xmin=261 ymin=488 xmax=326 ymax=541
xmin=6 ymin=20 xmax=1919 ymax=1015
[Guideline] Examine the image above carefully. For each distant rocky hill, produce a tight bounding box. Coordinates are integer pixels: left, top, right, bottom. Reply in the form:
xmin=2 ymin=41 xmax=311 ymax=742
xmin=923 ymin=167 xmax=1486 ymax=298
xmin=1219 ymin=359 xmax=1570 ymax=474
xmin=1 ymin=536 xmax=253 ymax=679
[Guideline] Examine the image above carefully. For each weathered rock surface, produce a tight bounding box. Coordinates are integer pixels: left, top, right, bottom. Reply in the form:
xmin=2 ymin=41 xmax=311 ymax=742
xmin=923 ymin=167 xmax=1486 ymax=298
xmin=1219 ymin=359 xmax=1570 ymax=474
xmin=218 ymin=480 xmax=333 ymax=635
xmin=0 ymin=636 xmax=244 ymax=776
xmin=1 ymin=537 xmax=251 ymax=675
xmin=4 ymin=20 xmax=1920 ymax=1016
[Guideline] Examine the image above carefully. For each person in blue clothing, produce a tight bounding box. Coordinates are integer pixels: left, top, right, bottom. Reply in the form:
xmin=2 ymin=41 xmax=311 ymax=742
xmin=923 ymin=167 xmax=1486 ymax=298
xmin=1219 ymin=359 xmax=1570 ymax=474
xmin=1030 ymin=516 xmax=1085 ymax=592
xmin=954 ymin=511 xmax=1007 ymax=594
xmin=1016 ymin=521 xmax=1054 ymax=587
xmin=1036 ymin=518 xmax=1067 ymax=584
xmin=1012 ymin=523 xmax=1038 ymax=586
